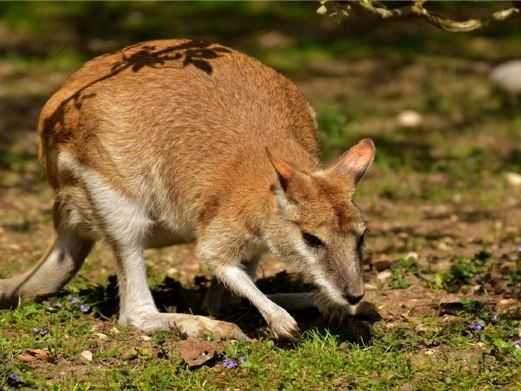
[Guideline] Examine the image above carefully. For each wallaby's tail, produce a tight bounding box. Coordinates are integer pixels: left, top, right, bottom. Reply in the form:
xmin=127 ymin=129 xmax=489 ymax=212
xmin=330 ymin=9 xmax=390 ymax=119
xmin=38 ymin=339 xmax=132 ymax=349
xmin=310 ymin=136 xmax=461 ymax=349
xmin=0 ymin=231 xmax=93 ymax=308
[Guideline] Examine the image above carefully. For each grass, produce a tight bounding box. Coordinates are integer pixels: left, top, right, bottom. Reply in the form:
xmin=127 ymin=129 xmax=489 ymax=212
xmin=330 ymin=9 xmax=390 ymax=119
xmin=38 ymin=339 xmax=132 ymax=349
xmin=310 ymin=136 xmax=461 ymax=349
xmin=1 ymin=290 xmax=520 ymax=389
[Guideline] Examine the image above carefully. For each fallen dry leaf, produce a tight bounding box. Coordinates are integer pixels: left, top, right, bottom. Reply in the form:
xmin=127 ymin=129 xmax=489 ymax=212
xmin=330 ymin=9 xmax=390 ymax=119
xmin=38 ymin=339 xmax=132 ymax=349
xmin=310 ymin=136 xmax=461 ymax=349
xmin=17 ymin=349 xmax=54 ymax=364
xmin=177 ymin=338 xmax=224 ymax=367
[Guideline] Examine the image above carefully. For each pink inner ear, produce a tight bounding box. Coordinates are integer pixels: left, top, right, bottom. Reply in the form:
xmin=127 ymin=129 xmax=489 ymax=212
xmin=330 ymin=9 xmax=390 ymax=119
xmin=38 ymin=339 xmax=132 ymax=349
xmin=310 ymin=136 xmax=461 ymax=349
xmin=338 ymin=139 xmax=375 ymax=180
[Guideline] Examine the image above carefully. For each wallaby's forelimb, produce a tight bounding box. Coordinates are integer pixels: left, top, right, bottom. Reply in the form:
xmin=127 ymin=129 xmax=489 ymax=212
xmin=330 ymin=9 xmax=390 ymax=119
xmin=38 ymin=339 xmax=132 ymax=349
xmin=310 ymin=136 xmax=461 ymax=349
xmin=203 ymin=256 xmax=260 ymax=315
xmin=267 ymin=292 xmax=318 ymax=311
xmin=210 ymin=263 xmax=300 ymax=340
xmin=0 ymin=232 xmax=93 ymax=308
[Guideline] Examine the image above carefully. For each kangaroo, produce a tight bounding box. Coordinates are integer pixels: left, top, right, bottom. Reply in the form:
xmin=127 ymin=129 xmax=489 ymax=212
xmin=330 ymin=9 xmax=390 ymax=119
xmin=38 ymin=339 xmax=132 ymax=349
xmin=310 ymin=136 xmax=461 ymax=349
xmin=0 ymin=39 xmax=375 ymax=341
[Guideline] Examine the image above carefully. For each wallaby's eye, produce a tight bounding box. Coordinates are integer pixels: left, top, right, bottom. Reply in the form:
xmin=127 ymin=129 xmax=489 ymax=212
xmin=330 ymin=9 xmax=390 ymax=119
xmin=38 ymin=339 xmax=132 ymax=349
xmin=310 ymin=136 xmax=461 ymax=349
xmin=302 ymin=232 xmax=324 ymax=248
xmin=357 ymin=234 xmax=365 ymax=248
xmin=357 ymin=228 xmax=368 ymax=248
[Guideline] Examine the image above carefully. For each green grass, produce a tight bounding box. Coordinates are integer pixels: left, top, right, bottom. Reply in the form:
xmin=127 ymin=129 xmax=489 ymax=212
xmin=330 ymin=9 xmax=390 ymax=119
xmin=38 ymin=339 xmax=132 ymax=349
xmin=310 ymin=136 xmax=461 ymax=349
xmin=1 ymin=290 xmax=520 ymax=390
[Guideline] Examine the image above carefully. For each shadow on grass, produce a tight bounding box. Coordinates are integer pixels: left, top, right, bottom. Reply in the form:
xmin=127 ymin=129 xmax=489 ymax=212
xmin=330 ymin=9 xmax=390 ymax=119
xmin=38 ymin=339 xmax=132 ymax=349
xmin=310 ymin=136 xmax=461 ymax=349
xmin=79 ymin=271 xmax=381 ymax=345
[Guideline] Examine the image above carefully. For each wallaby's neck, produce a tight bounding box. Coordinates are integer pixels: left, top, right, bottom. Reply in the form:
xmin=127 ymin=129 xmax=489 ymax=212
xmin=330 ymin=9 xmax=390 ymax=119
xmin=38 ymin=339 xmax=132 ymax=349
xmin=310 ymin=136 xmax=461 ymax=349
xmin=230 ymin=138 xmax=320 ymax=192
xmin=265 ymin=138 xmax=320 ymax=174
xmin=213 ymin=138 xmax=319 ymax=236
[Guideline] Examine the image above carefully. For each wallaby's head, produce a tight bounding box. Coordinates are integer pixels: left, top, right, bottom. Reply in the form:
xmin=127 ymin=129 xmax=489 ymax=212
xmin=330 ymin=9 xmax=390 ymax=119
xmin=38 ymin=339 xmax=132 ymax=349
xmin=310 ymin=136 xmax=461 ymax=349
xmin=266 ymin=139 xmax=375 ymax=306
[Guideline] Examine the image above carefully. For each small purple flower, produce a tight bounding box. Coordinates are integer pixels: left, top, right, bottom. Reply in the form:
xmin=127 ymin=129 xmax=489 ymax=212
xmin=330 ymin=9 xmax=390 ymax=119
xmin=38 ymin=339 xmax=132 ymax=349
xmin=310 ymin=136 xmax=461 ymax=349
xmin=9 ymin=373 xmax=20 ymax=381
xmin=473 ymin=274 xmax=482 ymax=281
xmin=223 ymin=359 xmax=238 ymax=368
xmin=239 ymin=357 xmax=247 ymax=363
xmin=514 ymin=339 xmax=521 ymax=349
xmin=71 ymin=297 xmax=80 ymax=304
xmin=469 ymin=322 xmax=484 ymax=331
xmin=80 ymin=304 xmax=90 ymax=313
xmin=54 ymin=301 xmax=62 ymax=308
xmin=517 ymin=245 xmax=521 ymax=253
xmin=32 ymin=326 xmax=48 ymax=336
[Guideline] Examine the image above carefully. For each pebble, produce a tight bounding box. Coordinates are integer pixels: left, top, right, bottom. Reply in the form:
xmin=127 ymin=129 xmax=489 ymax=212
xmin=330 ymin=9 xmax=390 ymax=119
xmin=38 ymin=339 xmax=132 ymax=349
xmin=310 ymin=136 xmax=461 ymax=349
xmin=491 ymin=60 xmax=521 ymax=94
xmin=377 ymin=270 xmax=392 ymax=281
xmin=498 ymin=298 xmax=517 ymax=307
xmin=397 ymin=232 xmax=409 ymax=239
xmin=471 ymin=284 xmax=482 ymax=294
xmin=505 ymin=172 xmax=521 ymax=187
xmin=111 ymin=327 xmax=121 ymax=335
xmin=437 ymin=241 xmax=451 ymax=252
xmin=405 ymin=252 xmax=419 ymax=261
xmin=452 ymin=193 xmax=462 ymax=203
xmin=441 ymin=315 xmax=458 ymax=323
xmin=94 ymin=333 xmax=109 ymax=341
xmin=80 ymin=350 xmax=93 ymax=362
xmin=316 ymin=5 xmax=328 ymax=15
xmin=397 ymin=110 xmax=423 ymax=128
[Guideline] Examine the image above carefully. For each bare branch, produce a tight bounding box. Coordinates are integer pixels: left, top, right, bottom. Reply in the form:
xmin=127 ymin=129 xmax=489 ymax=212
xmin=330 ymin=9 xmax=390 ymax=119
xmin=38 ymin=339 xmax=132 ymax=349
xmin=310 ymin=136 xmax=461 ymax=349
xmin=321 ymin=1 xmax=521 ymax=33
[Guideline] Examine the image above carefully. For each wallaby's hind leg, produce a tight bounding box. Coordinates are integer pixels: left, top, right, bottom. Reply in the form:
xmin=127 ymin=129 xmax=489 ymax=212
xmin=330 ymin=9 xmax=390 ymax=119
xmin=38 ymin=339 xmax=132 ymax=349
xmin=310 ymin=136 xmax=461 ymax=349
xmin=0 ymin=202 xmax=94 ymax=308
xmin=108 ymin=216 xmax=248 ymax=340
xmin=108 ymin=217 xmax=248 ymax=340
xmin=64 ymin=157 xmax=248 ymax=340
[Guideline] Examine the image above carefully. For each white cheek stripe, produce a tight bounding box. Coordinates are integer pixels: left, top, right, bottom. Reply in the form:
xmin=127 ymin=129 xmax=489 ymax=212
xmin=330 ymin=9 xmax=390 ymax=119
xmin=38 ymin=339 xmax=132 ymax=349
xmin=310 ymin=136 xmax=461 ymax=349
xmin=294 ymin=241 xmax=347 ymax=306
xmin=264 ymin=237 xmax=347 ymax=306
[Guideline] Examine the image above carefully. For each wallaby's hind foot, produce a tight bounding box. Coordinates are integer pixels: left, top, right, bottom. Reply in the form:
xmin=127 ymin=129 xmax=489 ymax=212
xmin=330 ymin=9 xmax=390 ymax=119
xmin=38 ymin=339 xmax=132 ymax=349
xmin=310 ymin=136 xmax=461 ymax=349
xmin=123 ymin=312 xmax=249 ymax=341
xmin=0 ymin=226 xmax=94 ymax=309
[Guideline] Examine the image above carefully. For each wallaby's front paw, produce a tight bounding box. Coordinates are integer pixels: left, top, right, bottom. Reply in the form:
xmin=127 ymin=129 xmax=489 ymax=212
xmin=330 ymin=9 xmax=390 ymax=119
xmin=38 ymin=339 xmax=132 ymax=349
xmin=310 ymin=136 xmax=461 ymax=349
xmin=320 ymin=301 xmax=381 ymax=326
xmin=352 ymin=301 xmax=382 ymax=321
xmin=320 ymin=304 xmax=353 ymax=326
xmin=267 ymin=308 xmax=300 ymax=341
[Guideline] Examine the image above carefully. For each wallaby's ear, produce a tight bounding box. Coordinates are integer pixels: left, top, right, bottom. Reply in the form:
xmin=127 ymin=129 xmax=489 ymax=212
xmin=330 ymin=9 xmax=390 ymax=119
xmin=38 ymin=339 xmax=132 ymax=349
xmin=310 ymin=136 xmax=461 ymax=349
xmin=266 ymin=147 xmax=294 ymax=191
xmin=266 ymin=147 xmax=299 ymax=211
xmin=333 ymin=139 xmax=375 ymax=185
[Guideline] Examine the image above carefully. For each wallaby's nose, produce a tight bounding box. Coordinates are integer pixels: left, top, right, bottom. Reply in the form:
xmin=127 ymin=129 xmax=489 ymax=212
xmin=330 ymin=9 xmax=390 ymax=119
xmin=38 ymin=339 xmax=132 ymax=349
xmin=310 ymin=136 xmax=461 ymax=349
xmin=344 ymin=293 xmax=364 ymax=305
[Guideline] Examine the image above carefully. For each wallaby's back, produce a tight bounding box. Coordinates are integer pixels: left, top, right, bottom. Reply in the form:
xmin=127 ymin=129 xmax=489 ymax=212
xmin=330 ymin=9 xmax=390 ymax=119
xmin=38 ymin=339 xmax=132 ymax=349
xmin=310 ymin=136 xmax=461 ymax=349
xmin=38 ymin=39 xmax=319 ymax=226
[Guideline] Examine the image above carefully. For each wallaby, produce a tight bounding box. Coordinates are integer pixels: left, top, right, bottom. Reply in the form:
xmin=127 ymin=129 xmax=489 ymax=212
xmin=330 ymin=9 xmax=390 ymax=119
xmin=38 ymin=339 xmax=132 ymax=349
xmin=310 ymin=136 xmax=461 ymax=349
xmin=0 ymin=39 xmax=374 ymax=341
